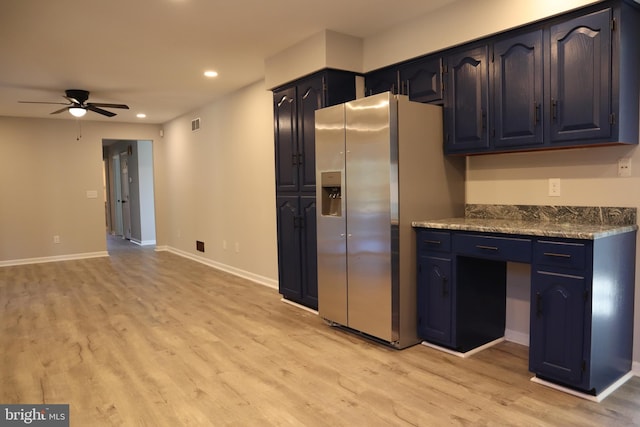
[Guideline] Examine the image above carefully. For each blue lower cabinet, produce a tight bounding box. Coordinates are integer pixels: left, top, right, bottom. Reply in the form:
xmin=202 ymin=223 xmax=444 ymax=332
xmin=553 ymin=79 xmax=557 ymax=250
xmin=529 ymin=270 xmax=587 ymax=387
xmin=416 ymin=230 xmax=506 ymax=352
xmin=417 ymin=255 xmax=453 ymax=347
xmin=529 ymin=233 xmax=635 ymax=394
xmin=415 ymin=227 xmax=636 ymax=395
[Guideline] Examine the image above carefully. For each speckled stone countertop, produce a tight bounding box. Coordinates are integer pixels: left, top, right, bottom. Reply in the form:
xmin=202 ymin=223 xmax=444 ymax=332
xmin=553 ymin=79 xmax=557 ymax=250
xmin=412 ymin=205 xmax=638 ymax=239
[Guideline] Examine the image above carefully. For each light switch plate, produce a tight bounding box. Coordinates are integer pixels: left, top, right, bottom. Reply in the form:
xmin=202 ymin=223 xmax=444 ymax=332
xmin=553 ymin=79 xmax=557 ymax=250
xmin=548 ymin=178 xmax=561 ymax=197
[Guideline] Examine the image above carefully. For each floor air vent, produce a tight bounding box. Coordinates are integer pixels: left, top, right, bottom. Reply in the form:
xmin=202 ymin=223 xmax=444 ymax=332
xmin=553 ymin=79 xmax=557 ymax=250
xmin=191 ymin=118 xmax=201 ymax=131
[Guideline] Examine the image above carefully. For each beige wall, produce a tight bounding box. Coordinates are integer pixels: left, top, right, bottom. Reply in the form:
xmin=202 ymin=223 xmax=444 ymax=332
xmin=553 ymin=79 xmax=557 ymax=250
xmin=363 ymin=0 xmax=600 ymax=71
xmin=0 ymin=117 xmax=160 ymax=264
xmin=156 ymin=80 xmax=278 ymax=286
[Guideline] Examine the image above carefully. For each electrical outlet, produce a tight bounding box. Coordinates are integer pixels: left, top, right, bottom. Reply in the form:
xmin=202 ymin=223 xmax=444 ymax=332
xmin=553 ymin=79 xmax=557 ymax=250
xmin=618 ymin=158 xmax=632 ymax=177
xmin=223 ymin=240 xmax=227 ymax=250
xmin=548 ymin=178 xmax=561 ymax=197
xmin=196 ymin=240 xmax=205 ymax=252
xmin=235 ymin=242 xmax=240 ymax=253
xmin=53 ymin=235 xmax=60 ymax=244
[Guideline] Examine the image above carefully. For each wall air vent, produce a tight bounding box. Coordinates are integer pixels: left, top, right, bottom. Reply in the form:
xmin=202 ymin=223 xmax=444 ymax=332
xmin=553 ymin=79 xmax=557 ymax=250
xmin=191 ymin=118 xmax=201 ymax=131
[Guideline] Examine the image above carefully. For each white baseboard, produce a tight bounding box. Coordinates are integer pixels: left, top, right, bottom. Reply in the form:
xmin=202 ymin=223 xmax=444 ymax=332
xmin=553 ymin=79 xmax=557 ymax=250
xmin=157 ymin=246 xmax=278 ymax=290
xmin=531 ymin=371 xmax=634 ymax=402
xmin=130 ymin=238 xmax=156 ymax=246
xmin=504 ymin=329 xmax=530 ymax=346
xmin=280 ymin=298 xmax=319 ymax=314
xmin=421 ymin=337 xmax=505 ymax=358
xmin=0 ymin=251 xmax=109 ymax=267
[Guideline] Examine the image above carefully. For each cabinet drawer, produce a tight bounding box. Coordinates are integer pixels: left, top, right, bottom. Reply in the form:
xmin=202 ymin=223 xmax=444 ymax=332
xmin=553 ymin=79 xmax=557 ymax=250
xmin=453 ymin=233 xmax=531 ymax=262
xmin=418 ymin=230 xmax=451 ymax=253
xmin=534 ymin=240 xmax=586 ymax=271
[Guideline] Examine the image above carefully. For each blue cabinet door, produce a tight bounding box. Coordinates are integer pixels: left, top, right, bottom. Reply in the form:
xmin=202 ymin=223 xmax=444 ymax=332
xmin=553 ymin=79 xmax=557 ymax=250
xmin=493 ymin=30 xmax=544 ymax=148
xmin=445 ymin=45 xmax=490 ymax=153
xmin=273 ymin=87 xmax=298 ymax=192
xmin=417 ymin=255 xmax=452 ymax=346
xmin=276 ymin=195 xmax=318 ymax=310
xmin=297 ymin=78 xmax=324 ymax=193
xmin=276 ymin=196 xmax=303 ymax=300
xmin=530 ymin=270 xmax=586 ymax=387
xmin=300 ymin=195 xmax=318 ymax=309
xmin=365 ymin=66 xmax=399 ymax=96
xmin=550 ymin=8 xmax=612 ymax=143
xmin=399 ymin=56 xmax=443 ymax=103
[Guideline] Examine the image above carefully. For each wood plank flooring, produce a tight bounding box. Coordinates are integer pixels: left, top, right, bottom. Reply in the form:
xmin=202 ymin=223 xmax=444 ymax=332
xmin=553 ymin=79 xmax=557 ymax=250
xmin=1 ymin=237 xmax=640 ymax=426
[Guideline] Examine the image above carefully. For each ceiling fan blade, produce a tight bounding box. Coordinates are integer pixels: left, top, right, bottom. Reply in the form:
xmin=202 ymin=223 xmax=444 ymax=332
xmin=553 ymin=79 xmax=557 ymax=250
xmin=88 ymin=102 xmax=129 ymax=109
xmin=64 ymin=96 xmax=82 ymax=104
xmin=86 ymin=104 xmax=116 ymax=117
xmin=50 ymin=106 xmax=69 ymax=114
xmin=19 ymin=101 xmax=70 ymax=105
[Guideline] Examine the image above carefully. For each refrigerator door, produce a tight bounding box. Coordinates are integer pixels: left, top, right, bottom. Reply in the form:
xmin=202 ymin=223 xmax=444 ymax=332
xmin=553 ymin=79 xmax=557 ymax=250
xmin=345 ymin=92 xmax=398 ymax=342
xmin=315 ymin=103 xmax=348 ymax=325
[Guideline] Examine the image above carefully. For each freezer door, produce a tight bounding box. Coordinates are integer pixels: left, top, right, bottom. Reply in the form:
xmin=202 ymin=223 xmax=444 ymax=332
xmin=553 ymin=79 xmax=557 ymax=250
xmin=315 ymin=103 xmax=348 ymax=325
xmin=345 ymin=92 xmax=397 ymax=342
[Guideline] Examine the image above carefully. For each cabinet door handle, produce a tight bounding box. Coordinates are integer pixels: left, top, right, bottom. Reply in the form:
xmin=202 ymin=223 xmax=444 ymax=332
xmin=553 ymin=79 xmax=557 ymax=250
xmin=291 ymin=153 xmax=298 ymax=166
xmin=442 ymin=277 xmax=449 ymax=297
xmin=536 ymin=292 xmax=542 ymax=318
xmin=543 ymin=252 xmax=571 ymax=258
xmin=481 ymin=109 xmax=487 ymax=130
xmin=476 ymin=245 xmax=498 ymax=251
xmin=552 ymin=99 xmax=558 ymax=121
xmin=534 ymin=102 xmax=540 ymax=125
xmin=424 ymin=239 xmax=441 ymax=245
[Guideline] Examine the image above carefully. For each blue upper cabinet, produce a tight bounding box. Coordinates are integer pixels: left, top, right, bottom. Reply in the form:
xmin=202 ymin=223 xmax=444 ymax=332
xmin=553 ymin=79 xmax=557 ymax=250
xmin=399 ymin=56 xmax=444 ymax=104
xmin=493 ymin=30 xmax=544 ymax=149
xmin=364 ymin=65 xmax=399 ymax=96
xmin=273 ymin=87 xmax=298 ymax=192
xmin=550 ymin=9 xmax=612 ymax=144
xmin=444 ymin=45 xmax=490 ymax=153
xmin=439 ymin=0 xmax=640 ymax=155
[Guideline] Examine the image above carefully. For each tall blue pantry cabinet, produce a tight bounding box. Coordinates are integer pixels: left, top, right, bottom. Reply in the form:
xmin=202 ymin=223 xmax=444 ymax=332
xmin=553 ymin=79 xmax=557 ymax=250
xmin=273 ymin=70 xmax=356 ymax=309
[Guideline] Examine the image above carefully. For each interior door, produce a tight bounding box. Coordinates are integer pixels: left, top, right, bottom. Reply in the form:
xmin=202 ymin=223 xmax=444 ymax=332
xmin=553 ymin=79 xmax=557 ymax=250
xmin=112 ymin=155 xmax=123 ymax=236
xmin=120 ymin=152 xmax=132 ymax=240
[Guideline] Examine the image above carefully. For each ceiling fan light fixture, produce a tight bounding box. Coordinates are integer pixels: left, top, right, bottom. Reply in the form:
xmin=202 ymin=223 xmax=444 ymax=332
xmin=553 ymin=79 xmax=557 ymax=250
xmin=69 ymin=107 xmax=87 ymax=118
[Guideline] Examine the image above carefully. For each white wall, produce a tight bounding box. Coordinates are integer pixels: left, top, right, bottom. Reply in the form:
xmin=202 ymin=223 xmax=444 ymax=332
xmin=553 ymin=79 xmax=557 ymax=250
xmin=156 ymin=80 xmax=278 ymax=286
xmin=0 ymin=117 xmax=160 ymax=264
xmin=138 ymin=140 xmax=156 ymax=245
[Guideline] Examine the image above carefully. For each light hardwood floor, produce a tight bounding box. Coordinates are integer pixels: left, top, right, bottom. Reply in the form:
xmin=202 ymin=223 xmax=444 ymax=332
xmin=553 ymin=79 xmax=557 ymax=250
xmin=1 ymin=237 xmax=639 ymax=426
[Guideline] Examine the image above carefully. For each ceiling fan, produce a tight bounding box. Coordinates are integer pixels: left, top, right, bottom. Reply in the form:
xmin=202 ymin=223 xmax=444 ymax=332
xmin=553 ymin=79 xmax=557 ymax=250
xmin=19 ymin=89 xmax=129 ymax=118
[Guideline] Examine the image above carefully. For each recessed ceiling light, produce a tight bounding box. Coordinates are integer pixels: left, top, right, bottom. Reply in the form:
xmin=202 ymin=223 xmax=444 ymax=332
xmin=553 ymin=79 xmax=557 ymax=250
xmin=136 ymin=113 xmax=146 ymax=118
xmin=204 ymin=70 xmax=218 ymax=78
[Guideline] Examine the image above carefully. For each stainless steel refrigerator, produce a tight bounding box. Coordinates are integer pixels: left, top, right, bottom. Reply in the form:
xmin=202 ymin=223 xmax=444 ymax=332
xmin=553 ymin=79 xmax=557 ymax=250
xmin=315 ymin=92 xmax=464 ymax=348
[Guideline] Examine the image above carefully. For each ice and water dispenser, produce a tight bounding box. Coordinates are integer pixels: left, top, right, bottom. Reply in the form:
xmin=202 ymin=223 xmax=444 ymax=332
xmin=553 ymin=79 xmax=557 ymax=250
xmin=320 ymin=171 xmax=342 ymax=217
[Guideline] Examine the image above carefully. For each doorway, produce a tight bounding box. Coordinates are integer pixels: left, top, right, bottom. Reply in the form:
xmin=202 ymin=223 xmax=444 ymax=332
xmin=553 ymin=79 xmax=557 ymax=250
xmin=103 ymin=139 xmax=156 ymax=247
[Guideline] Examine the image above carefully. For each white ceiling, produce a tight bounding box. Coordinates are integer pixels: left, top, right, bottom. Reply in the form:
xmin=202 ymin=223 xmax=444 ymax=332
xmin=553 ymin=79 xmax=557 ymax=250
xmin=0 ymin=0 xmax=458 ymax=124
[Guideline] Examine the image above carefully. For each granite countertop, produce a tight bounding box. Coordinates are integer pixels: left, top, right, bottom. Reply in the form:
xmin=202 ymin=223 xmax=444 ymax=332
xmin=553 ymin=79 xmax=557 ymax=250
xmin=411 ymin=205 xmax=638 ymax=239
xmin=411 ymin=217 xmax=637 ymax=239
